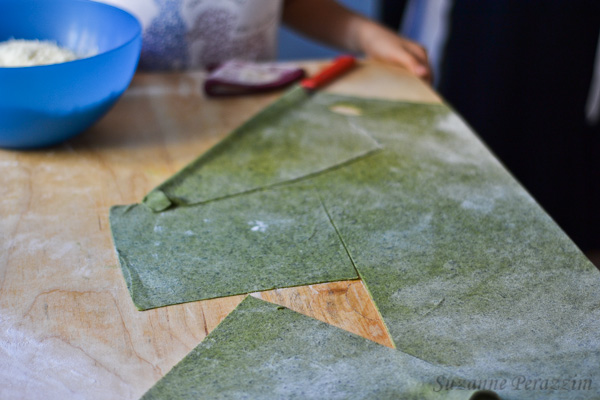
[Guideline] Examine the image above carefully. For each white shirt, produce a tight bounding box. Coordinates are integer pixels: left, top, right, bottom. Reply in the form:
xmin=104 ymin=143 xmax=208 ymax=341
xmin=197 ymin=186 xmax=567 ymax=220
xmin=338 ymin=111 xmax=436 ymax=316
xmin=99 ymin=0 xmax=283 ymax=70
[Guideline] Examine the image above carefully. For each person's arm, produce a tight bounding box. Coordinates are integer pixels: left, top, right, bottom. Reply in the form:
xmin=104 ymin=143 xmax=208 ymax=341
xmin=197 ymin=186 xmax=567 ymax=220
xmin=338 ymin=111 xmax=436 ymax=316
xmin=282 ymin=0 xmax=432 ymax=83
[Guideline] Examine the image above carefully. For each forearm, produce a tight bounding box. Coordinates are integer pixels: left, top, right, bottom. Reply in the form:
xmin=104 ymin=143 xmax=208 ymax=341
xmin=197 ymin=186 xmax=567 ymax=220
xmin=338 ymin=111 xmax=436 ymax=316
xmin=282 ymin=0 xmax=432 ymax=82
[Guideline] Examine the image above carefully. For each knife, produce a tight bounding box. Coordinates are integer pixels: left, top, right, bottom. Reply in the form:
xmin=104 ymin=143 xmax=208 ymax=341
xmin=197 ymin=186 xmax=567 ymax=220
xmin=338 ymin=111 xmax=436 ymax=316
xmin=239 ymin=55 xmax=357 ymax=126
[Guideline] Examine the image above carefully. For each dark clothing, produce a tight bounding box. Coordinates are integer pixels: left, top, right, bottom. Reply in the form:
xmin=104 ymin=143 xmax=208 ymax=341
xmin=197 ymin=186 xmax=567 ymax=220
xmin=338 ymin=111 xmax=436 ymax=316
xmin=438 ymin=0 xmax=600 ymax=251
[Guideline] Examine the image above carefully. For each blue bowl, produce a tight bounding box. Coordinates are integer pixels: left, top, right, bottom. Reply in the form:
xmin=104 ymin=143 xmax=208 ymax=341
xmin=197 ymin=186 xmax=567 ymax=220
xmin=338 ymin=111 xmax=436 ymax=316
xmin=0 ymin=0 xmax=142 ymax=149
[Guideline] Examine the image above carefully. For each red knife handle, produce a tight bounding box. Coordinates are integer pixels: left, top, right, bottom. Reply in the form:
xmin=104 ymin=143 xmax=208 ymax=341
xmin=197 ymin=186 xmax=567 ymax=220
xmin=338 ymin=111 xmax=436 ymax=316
xmin=300 ymin=55 xmax=356 ymax=90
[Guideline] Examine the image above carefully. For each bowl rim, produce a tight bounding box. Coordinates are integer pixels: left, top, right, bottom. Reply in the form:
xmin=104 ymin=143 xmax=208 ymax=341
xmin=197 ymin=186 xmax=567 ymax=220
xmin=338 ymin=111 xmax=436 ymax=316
xmin=0 ymin=0 xmax=142 ymax=70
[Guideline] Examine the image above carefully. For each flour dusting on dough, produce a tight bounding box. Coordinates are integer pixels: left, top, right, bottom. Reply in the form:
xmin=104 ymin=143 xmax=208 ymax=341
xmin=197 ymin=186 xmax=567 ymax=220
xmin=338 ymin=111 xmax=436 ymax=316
xmin=440 ymin=183 xmax=508 ymax=215
xmin=436 ymin=112 xmax=469 ymax=139
xmin=249 ymin=220 xmax=268 ymax=232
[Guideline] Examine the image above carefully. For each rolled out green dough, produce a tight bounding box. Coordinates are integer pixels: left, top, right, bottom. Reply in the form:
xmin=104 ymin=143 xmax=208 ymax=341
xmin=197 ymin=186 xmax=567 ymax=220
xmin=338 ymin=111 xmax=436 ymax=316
xmin=110 ymin=184 xmax=358 ymax=310
xmin=142 ymin=90 xmax=381 ymax=211
xmin=141 ymin=296 xmax=480 ymax=400
xmin=111 ymin=93 xmax=600 ymax=399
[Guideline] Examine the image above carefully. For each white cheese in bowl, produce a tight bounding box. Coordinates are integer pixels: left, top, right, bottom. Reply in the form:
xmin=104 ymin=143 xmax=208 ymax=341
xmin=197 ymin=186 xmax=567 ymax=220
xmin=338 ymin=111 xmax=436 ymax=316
xmin=0 ymin=39 xmax=78 ymax=67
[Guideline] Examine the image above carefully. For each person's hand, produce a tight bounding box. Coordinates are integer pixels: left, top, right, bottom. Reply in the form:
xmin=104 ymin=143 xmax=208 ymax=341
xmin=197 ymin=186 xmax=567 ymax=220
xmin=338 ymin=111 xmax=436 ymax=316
xmin=283 ymin=0 xmax=432 ymax=84
xmin=356 ymin=21 xmax=432 ymax=84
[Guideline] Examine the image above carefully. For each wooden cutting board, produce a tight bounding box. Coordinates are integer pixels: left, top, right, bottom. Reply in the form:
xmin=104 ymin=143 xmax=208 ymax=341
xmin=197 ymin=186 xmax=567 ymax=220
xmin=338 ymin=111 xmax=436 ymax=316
xmin=0 ymin=60 xmax=440 ymax=400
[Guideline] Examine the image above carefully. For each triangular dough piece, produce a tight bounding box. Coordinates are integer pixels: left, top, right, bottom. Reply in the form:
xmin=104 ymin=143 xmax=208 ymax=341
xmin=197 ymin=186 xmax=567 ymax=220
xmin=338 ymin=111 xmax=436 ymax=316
xmin=141 ymin=296 xmax=482 ymax=399
xmin=143 ymin=92 xmax=380 ymax=211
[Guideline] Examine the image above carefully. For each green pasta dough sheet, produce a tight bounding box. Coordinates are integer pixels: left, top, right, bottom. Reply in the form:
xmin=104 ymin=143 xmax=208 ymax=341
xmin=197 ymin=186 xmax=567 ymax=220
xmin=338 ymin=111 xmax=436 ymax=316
xmin=305 ymin=96 xmax=600 ymax=385
xmin=141 ymin=296 xmax=482 ymax=400
xmin=142 ymin=93 xmax=381 ymax=211
xmin=110 ymin=93 xmax=600 ymax=398
xmin=110 ymin=184 xmax=358 ymax=310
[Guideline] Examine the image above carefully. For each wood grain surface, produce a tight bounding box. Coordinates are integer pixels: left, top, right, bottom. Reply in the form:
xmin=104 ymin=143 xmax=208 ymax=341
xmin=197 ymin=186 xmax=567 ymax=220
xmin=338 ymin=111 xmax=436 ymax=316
xmin=0 ymin=60 xmax=440 ymax=399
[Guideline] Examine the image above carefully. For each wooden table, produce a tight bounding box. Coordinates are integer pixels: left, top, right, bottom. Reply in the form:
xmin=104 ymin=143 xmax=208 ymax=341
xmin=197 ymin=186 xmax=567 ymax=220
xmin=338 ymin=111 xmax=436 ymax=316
xmin=0 ymin=61 xmax=441 ymax=399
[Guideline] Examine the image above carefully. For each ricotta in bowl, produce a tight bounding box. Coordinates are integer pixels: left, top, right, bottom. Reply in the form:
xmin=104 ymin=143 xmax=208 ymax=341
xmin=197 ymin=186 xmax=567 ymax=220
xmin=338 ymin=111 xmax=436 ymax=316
xmin=0 ymin=39 xmax=79 ymax=67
